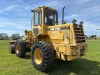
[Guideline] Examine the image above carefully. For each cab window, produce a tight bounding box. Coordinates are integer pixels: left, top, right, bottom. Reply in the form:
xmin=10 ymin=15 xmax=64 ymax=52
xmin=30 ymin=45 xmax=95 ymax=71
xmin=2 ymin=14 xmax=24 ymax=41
xmin=44 ymin=8 xmax=58 ymax=26
xmin=33 ymin=10 xmax=42 ymax=26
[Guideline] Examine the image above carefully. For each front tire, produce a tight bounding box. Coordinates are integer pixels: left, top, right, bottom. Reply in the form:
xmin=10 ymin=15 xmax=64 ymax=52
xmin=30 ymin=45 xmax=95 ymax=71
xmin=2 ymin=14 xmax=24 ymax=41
xmin=15 ymin=40 xmax=26 ymax=58
xmin=31 ymin=41 xmax=54 ymax=71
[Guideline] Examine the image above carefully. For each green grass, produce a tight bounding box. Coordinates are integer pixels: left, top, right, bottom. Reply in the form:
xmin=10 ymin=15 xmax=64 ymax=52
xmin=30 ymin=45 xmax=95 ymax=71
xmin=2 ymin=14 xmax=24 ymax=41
xmin=0 ymin=40 xmax=100 ymax=75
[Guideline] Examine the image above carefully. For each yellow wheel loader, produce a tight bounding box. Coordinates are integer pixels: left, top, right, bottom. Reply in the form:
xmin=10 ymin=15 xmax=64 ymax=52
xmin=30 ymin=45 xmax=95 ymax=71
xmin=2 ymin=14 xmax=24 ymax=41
xmin=9 ymin=6 xmax=87 ymax=71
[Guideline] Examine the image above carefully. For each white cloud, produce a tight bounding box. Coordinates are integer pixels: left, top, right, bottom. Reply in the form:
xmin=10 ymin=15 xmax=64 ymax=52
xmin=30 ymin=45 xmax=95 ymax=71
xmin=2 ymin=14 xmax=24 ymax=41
xmin=83 ymin=22 xmax=100 ymax=35
xmin=21 ymin=5 xmax=31 ymax=11
xmin=0 ymin=10 xmax=9 ymax=15
xmin=0 ymin=24 xmax=5 ymax=27
xmin=43 ymin=1 xmax=63 ymax=9
xmin=73 ymin=4 xmax=100 ymax=17
xmin=0 ymin=21 xmax=30 ymax=30
xmin=77 ymin=0 xmax=91 ymax=3
xmin=65 ymin=14 xmax=79 ymax=19
xmin=0 ymin=0 xmax=32 ymax=16
xmin=58 ymin=14 xmax=79 ymax=21
xmin=0 ymin=17 xmax=31 ymax=36
xmin=3 ymin=4 xmax=19 ymax=11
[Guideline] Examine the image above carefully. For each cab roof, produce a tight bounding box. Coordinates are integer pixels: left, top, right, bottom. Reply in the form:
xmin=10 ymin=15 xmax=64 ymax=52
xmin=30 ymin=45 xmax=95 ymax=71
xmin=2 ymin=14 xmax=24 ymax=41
xmin=34 ymin=6 xmax=57 ymax=12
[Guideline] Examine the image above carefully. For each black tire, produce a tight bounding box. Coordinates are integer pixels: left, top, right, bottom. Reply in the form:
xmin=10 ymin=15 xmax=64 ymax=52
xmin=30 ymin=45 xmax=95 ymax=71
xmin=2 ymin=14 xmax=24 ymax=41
xmin=9 ymin=43 xmax=15 ymax=54
xmin=31 ymin=41 xmax=54 ymax=71
xmin=15 ymin=40 xmax=26 ymax=58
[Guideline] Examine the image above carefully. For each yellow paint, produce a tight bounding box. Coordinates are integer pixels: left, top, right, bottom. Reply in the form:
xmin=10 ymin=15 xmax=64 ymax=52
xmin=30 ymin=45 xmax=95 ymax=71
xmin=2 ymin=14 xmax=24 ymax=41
xmin=16 ymin=44 xmax=19 ymax=54
xmin=34 ymin=48 xmax=42 ymax=64
xmin=23 ymin=6 xmax=87 ymax=61
xmin=67 ymin=55 xmax=80 ymax=61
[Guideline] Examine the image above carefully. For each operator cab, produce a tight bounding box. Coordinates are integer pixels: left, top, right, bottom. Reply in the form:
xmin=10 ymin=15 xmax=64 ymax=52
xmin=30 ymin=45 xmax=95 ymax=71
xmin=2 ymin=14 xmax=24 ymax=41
xmin=31 ymin=6 xmax=58 ymax=26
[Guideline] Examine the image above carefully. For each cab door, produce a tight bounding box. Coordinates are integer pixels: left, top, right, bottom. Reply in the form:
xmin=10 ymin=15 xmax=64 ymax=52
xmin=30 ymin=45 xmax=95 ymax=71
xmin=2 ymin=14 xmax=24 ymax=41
xmin=32 ymin=10 xmax=42 ymax=36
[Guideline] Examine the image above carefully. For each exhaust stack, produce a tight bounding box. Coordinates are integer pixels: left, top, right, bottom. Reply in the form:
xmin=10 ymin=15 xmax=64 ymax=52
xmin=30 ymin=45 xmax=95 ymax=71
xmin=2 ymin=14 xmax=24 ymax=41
xmin=62 ymin=6 xmax=66 ymax=24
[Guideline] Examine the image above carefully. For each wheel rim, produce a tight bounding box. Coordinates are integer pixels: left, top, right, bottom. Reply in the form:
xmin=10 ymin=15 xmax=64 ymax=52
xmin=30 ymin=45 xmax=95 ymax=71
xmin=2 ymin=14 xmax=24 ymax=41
xmin=16 ymin=44 xmax=19 ymax=54
xmin=34 ymin=48 xmax=42 ymax=64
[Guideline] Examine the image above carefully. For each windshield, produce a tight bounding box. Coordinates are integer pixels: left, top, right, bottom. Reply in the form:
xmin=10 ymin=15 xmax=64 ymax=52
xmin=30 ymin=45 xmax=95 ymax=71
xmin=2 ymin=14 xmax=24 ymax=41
xmin=44 ymin=8 xmax=58 ymax=26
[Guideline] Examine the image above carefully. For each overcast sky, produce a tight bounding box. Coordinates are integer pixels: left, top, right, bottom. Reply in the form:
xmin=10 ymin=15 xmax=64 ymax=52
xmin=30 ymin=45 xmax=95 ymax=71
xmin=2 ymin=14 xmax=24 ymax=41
xmin=0 ymin=0 xmax=100 ymax=36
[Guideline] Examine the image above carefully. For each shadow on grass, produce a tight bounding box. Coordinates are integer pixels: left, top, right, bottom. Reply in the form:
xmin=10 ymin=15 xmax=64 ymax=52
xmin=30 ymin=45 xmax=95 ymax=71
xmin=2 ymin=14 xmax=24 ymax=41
xmin=23 ymin=51 xmax=36 ymax=59
xmin=45 ymin=58 xmax=100 ymax=75
xmin=22 ymin=54 xmax=100 ymax=75
xmin=23 ymin=54 xmax=31 ymax=59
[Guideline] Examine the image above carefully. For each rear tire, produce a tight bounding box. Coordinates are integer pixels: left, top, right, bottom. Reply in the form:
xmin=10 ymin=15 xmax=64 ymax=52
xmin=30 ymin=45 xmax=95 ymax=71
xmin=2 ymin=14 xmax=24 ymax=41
xmin=9 ymin=44 xmax=15 ymax=54
xmin=31 ymin=41 xmax=54 ymax=71
xmin=15 ymin=40 xmax=26 ymax=58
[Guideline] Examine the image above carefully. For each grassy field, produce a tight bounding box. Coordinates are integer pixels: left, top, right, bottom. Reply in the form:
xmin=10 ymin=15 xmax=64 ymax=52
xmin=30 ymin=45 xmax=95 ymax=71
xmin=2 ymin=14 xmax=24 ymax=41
xmin=0 ymin=40 xmax=100 ymax=75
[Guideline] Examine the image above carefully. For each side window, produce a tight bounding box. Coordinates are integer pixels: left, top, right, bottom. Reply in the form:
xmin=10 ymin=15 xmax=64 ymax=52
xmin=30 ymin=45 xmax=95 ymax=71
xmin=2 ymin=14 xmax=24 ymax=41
xmin=39 ymin=10 xmax=42 ymax=25
xmin=45 ymin=16 xmax=47 ymax=24
xmin=33 ymin=10 xmax=42 ymax=26
xmin=34 ymin=12 xmax=38 ymax=25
